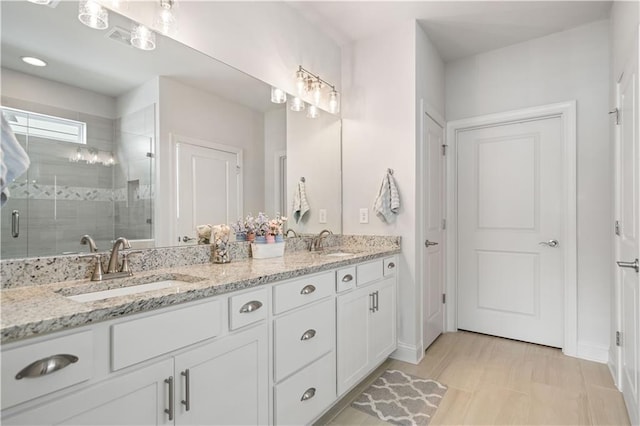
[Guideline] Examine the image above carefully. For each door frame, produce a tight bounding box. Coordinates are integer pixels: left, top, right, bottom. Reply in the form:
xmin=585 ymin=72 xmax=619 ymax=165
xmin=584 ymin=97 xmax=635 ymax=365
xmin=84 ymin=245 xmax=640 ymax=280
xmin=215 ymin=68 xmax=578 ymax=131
xmin=169 ymin=133 xmax=243 ymax=246
xmin=445 ymin=101 xmax=578 ymax=357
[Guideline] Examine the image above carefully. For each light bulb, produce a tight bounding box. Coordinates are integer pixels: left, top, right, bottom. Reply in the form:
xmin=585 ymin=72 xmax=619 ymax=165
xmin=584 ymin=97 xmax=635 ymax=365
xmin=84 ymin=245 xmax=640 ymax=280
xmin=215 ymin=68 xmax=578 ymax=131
xmin=271 ymin=87 xmax=287 ymax=104
xmin=312 ymin=78 xmax=322 ymax=105
xmin=131 ymin=24 xmax=156 ymax=51
xmin=295 ymin=69 xmax=306 ymax=95
xmin=155 ymin=0 xmax=177 ymax=35
xmin=328 ymin=89 xmax=340 ymax=114
xmin=306 ymin=104 xmax=319 ymax=119
xmin=290 ymin=97 xmax=305 ymax=112
xmin=78 ymin=0 xmax=109 ymax=30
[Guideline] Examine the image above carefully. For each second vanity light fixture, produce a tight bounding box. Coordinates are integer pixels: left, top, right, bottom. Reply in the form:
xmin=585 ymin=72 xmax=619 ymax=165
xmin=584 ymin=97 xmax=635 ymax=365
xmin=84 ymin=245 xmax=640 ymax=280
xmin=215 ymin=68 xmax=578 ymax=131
xmin=270 ymin=65 xmax=340 ymax=117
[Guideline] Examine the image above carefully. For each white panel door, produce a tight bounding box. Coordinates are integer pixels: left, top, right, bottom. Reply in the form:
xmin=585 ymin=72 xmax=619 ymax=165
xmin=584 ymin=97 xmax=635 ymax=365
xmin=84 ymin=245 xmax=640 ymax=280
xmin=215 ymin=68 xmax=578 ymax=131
xmin=423 ymin=114 xmax=445 ymax=349
xmin=457 ymin=117 xmax=564 ymax=347
xmin=176 ymin=142 xmax=239 ymax=245
xmin=617 ymin=40 xmax=640 ymax=426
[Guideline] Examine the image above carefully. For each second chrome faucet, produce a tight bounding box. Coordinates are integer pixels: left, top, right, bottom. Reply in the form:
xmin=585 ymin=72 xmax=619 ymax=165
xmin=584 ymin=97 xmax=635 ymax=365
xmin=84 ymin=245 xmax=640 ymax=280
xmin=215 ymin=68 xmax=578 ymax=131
xmin=81 ymin=236 xmax=141 ymax=281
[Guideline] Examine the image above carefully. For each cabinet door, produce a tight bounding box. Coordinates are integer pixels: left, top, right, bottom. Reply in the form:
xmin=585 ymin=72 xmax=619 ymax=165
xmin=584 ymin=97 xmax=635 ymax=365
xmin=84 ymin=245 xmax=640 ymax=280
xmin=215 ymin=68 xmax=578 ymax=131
xmin=3 ymin=359 xmax=173 ymax=426
xmin=174 ymin=324 xmax=268 ymax=426
xmin=369 ymin=277 xmax=397 ymax=364
xmin=336 ymin=286 xmax=371 ymax=396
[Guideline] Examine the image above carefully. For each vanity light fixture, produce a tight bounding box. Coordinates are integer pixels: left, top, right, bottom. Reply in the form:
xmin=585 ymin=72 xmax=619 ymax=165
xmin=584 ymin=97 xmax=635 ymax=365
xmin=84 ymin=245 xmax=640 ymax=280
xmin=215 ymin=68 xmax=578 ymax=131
xmin=155 ymin=0 xmax=177 ymax=36
xmin=294 ymin=65 xmax=340 ymax=114
xmin=131 ymin=24 xmax=156 ymax=51
xmin=271 ymin=87 xmax=287 ymax=104
xmin=306 ymin=104 xmax=319 ymax=119
xmin=78 ymin=0 xmax=109 ymax=30
xmin=21 ymin=56 xmax=47 ymax=67
xmin=290 ymin=97 xmax=305 ymax=112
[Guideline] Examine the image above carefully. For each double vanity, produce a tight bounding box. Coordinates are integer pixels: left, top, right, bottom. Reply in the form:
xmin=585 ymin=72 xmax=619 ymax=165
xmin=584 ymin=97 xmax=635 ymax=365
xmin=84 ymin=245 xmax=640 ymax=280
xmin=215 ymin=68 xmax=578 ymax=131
xmin=0 ymin=236 xmax=400 ymax=425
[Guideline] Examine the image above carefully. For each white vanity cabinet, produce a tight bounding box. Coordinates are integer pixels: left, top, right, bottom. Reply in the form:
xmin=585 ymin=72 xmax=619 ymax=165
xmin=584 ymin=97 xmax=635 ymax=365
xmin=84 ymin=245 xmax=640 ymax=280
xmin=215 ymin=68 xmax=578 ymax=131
xmin=336 ymin=256 xmax=397 ymax=396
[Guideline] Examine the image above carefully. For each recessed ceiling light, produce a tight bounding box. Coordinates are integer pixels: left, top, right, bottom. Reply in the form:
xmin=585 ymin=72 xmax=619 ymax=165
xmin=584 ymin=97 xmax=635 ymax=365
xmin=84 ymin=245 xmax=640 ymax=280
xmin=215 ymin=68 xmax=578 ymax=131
xmin=21 ymin=56 xmax=47 ymax=67
xmin=27 ymin=0 xmax=52 ymax=4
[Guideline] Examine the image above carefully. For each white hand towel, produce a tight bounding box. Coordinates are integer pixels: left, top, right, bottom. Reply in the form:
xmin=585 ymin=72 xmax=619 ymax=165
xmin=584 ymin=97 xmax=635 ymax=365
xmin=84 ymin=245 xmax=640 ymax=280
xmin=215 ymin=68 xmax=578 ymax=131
xmin=373 ymin=172 xmax=400 ymax=223
xmin=1 ymin=114 xmax=30 ymax=206
xmin=292 ymin=181 xmax=310 ymax=223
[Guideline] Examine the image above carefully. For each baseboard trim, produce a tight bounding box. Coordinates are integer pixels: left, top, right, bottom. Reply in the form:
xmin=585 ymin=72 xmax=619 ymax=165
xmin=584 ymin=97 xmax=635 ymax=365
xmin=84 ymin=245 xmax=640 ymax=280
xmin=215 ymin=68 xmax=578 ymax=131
xmin=576 ymin=342 xmax=609 ymax=363
xmin=390 ymin=342 xmax=423 ymax=364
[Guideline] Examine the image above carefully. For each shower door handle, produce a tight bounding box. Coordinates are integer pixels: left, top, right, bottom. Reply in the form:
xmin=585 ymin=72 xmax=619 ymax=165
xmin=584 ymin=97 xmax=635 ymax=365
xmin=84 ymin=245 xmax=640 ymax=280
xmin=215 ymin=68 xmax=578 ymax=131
xmin=11 ymin=210 xmax=19 ymax=238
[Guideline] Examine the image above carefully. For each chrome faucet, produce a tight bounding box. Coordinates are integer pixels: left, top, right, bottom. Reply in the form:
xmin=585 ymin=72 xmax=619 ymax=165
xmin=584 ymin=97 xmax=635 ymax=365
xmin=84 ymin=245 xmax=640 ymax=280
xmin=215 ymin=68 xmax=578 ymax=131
xmin=107 ymin=237 xmax=132 ymax=274
xmin=286 ymin=229 xmax=298 ymax=238
xmin=310 ymin=229 xmax=332 ymax=252
xmin=80 ymin=235 xmax=98 ymax=253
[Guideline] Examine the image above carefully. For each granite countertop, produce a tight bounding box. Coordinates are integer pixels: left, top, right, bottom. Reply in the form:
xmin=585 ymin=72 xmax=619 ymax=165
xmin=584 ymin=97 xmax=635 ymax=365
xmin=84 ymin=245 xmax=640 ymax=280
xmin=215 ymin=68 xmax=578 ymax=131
xmin=1 ymin=245 xmax=400 ymax=344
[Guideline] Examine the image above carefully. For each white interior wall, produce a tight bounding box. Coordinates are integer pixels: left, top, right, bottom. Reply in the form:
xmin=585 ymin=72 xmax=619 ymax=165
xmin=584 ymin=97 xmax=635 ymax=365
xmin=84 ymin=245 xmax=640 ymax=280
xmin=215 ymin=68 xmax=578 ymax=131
xmin=2 ymin=68 xmax=116 ymax=119
xmin=446 ymin=19 xmax=611 ymax=361
xmin=156 ymin=76 xmax=265 ymax=246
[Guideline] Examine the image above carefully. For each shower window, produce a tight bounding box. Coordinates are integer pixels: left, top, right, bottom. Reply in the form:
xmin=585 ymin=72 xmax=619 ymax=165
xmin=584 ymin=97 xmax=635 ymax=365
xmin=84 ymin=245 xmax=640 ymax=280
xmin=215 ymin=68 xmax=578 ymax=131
xmin=3 ymin=107 xmax=87 ymax=145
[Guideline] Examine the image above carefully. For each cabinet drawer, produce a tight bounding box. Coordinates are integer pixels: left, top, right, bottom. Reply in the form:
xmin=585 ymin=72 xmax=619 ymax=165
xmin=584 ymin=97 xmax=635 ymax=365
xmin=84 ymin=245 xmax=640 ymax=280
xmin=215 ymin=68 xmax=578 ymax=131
xmin=274 ymin=298 xmax=335 ymax=382
xmin=273 ymin=272 xmax=334 ymax=314
xmin=229 ymin=288 xmax=268 ymax=330
xmin=275 ymin=352 xmax=336 ymax=426
xmin=383 ymin=256 xmax=398 ymax=277
xmin=1 ymin=330 xmax=93 ymax=410
xmin=356 ymin=260 xmax=383 ymax=287
xmin=112 ymin=299 xmax=222 ymax=370
xmin=336 ymin=267 xmax=356 ymax=293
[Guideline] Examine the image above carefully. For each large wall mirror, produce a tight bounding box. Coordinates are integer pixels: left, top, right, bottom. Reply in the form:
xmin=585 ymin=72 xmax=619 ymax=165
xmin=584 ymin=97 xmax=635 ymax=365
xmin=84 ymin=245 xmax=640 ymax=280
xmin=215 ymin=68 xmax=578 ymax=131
xmin=0 ymin=1 xmax=341 ymax=260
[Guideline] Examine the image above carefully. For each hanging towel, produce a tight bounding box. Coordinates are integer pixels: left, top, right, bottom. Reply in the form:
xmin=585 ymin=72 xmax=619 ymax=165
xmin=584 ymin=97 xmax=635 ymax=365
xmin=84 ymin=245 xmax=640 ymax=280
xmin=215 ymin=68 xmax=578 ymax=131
xmin=1 ymin=114 xmax=30 ymax=206
xmin=292 ymin=180 xmax=310 ymax=223
xmin=373 ymin=171 xmax=400 ymax=223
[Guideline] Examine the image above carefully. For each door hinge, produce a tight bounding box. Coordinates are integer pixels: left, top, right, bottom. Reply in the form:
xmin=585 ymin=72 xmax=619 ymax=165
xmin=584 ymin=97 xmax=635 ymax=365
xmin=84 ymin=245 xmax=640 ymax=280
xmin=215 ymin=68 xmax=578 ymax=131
xmin=616 ymin=331 xmax=622 ymax=347
xmin=441 ymin=144 xmax=447 ymax=156
xmin=615 ymin=220 xmax=621 ymax=236
xmin=442 ymin=293 xmax=446 ymax=304
xmin=442 ymin=219 xmax=446 ymax=230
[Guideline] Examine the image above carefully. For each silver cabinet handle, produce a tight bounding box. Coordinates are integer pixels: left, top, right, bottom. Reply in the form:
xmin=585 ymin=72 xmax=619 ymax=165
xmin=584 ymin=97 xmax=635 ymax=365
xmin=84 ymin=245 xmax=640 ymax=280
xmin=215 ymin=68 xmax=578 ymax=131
xmin=425 ymin=240 xmax=438 ymax=247
xmin=240 ymin=300 xmax=263 ymax=313
xmin=539 ymin=240 xmax=559 ymax=248
xmin=165 ymin=376 xmax=174 ymax=421
xmin=341 ymin=274 xmax=353 ymax=283
xmin=374 ymin=291 xmax=379 ymax=312
xmin=369 ymin=293 xmax=375 ymax=313
xmin=300 ymin=329 xmax=316 ymax=341
xmin=181 ymin=369 xmax=190 ymax=411
xmin=300 ymin=387 xmax=316 ymax=401
xmin=182 ymin=236 xmax=196 ymax=242
xmin=617 ymin=259 xmax=639 ymax=273
xmin=11 ymin=210 xmax=19 ymax=238
xmin=15 ymin=354 xmax=79 ymax=379
xmin=387 ymin=262 xmax=395 ymax=269
xmin=300 ymin=284 xmax=316 ymax=295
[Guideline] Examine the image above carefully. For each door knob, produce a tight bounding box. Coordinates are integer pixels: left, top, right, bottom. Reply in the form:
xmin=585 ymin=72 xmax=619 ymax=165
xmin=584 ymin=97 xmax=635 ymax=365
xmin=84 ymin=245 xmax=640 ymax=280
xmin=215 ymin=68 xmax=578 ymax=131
xmin=182 ymin=236 xmax=196 ymax=242
xmin=425 ymin=240 xmax=439 ymax=247
xmin=539 ymin=240 xmax=559 ymax=248
xmin=617 ymin=258 xmax=639 ymax=273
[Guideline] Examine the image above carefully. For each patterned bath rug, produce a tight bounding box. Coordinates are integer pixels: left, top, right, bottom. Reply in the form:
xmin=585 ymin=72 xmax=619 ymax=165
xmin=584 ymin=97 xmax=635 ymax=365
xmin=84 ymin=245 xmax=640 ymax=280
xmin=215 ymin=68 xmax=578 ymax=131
xmin=351 ymin=370 xmax=448 ymax=426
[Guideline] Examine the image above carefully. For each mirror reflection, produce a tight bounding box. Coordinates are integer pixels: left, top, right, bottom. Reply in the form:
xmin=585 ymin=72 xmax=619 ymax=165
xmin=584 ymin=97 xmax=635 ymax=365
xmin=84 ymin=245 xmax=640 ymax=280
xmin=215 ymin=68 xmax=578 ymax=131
xmin=0 ymin=1 xmax=341 ymax=260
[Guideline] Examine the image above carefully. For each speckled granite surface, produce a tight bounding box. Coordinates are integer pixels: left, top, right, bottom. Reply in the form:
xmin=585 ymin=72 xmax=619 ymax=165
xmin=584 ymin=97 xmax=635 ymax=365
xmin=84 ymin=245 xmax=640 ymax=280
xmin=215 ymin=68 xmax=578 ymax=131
xmin=1 ymin=237 xmax=400 ymax=343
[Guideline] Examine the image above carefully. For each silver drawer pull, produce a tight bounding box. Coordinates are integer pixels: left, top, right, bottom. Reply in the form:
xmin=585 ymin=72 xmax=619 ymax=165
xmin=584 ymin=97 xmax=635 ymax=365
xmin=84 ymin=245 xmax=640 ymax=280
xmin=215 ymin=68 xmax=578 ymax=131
xmin=387 ymin=262 xmax=395 ymax=269
xmin=300 ymin=284 xmax=316 ymax=295
xmin=165 ymin=376 xmax=174 ymax=421
xmin=15 ymin=354 xmax=79 ymax=380
xmin=239 ymin=300 xmax=263 ymax=313
xmin=300 ymin=387 xmax=316 ymax=401
xmin=341 ymin=274 xmax=353 ymax=282
xmin=300 ymin=329 xmax=317 ymax=341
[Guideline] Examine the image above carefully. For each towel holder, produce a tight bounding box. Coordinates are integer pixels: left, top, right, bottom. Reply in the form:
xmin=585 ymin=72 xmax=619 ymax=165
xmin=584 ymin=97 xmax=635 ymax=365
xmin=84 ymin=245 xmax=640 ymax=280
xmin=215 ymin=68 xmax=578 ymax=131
xmin=300 ymin=177 xmax=306 ymax=182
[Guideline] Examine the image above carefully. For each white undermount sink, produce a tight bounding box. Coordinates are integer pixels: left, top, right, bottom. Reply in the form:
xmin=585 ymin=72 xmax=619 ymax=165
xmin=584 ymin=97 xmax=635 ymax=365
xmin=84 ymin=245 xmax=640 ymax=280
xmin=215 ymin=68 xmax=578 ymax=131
xmin=65 ymin=280 xmax=188 ymax=303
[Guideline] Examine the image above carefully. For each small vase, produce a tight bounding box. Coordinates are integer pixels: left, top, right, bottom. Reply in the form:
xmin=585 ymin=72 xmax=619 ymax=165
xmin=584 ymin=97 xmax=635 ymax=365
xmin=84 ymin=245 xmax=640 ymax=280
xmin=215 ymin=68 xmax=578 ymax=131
xmin=246 ymin=232 xmax=255 ymax=242
xmin=255 ymin=235 xmax=267 ymax=244
xmin=235 ymin=232 xmax=246 ymax=242
xmin=275 ymin=235 xmax=284 ymax=243
xmin=213 ymin=242 xmax=230 ymax=264
xmin=266 ymin=235 xmax=275 ymax=244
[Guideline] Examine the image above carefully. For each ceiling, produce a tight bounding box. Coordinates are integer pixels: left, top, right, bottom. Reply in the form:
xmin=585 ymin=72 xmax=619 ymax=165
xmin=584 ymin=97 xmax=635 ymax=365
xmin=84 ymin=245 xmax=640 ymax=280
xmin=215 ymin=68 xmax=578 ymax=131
xmin=288 ymin=1 xmax=613 ymax=62
xmin=1 ymin=1 xmax=274 ymax=111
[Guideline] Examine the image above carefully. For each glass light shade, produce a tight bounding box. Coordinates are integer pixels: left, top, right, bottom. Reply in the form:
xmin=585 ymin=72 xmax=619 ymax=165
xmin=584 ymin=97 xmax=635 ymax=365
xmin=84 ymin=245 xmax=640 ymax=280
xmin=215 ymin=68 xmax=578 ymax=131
xmin=295 ymin=70 xmax=306 ymax=95
xmin=306 ymin=104 xmax=319 ymax=119
xmin=131 ymin=24 xmax=156 ymax=51
xmin=290 ymin=97 xmax=305 ymax=112
xmin=328 ymin=89 xmax=340 ymax=114
xmin=312 ymin=79 xmax=322 ymax=105
xmin=271 ymin=87 xmax=287 ymax=104
xmin=155 ymin=0 xmax=177 ymax=35
xmin=70 ymin=148 xmax=84 ymax=163
xmin=78 ymin=0 xmax=109 ymax=30
xmin=87 ymin=150 xmax=98 ymax=165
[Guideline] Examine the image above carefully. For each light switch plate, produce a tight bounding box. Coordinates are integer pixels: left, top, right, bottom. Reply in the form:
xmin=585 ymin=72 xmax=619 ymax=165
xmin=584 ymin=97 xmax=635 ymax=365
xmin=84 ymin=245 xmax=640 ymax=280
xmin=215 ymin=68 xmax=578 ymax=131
xmin=359 ymin=208 xmax=369 ymax=224
xmin=319 ymin=209 xmax=327 ymax=224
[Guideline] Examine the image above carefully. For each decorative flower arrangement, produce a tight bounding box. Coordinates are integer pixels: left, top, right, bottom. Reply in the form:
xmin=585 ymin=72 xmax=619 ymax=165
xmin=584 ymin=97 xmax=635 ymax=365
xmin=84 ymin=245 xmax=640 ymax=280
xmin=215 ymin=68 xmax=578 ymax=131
xmin=269 ymin=213 xmax=287 ymax=236
xmin=231 ymin=212 xmax=287 ymax=242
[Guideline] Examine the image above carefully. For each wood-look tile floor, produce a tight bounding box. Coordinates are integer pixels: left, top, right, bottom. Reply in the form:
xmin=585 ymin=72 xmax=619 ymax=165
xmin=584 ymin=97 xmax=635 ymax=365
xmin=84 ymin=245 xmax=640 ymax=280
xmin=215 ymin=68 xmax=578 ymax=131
xmin=321 ymin=331 xmax=631 ymax=425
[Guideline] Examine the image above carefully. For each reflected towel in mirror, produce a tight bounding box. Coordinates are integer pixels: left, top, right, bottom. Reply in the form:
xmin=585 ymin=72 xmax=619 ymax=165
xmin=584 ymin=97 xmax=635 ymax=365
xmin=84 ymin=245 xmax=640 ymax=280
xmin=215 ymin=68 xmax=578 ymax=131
xmin=292 ymin=180 xmax=310 ymax=223
xmin=1 ymin=115 xmax=30 ymax=206
xmin=373 ymin=171 xmax=400 ymax=223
